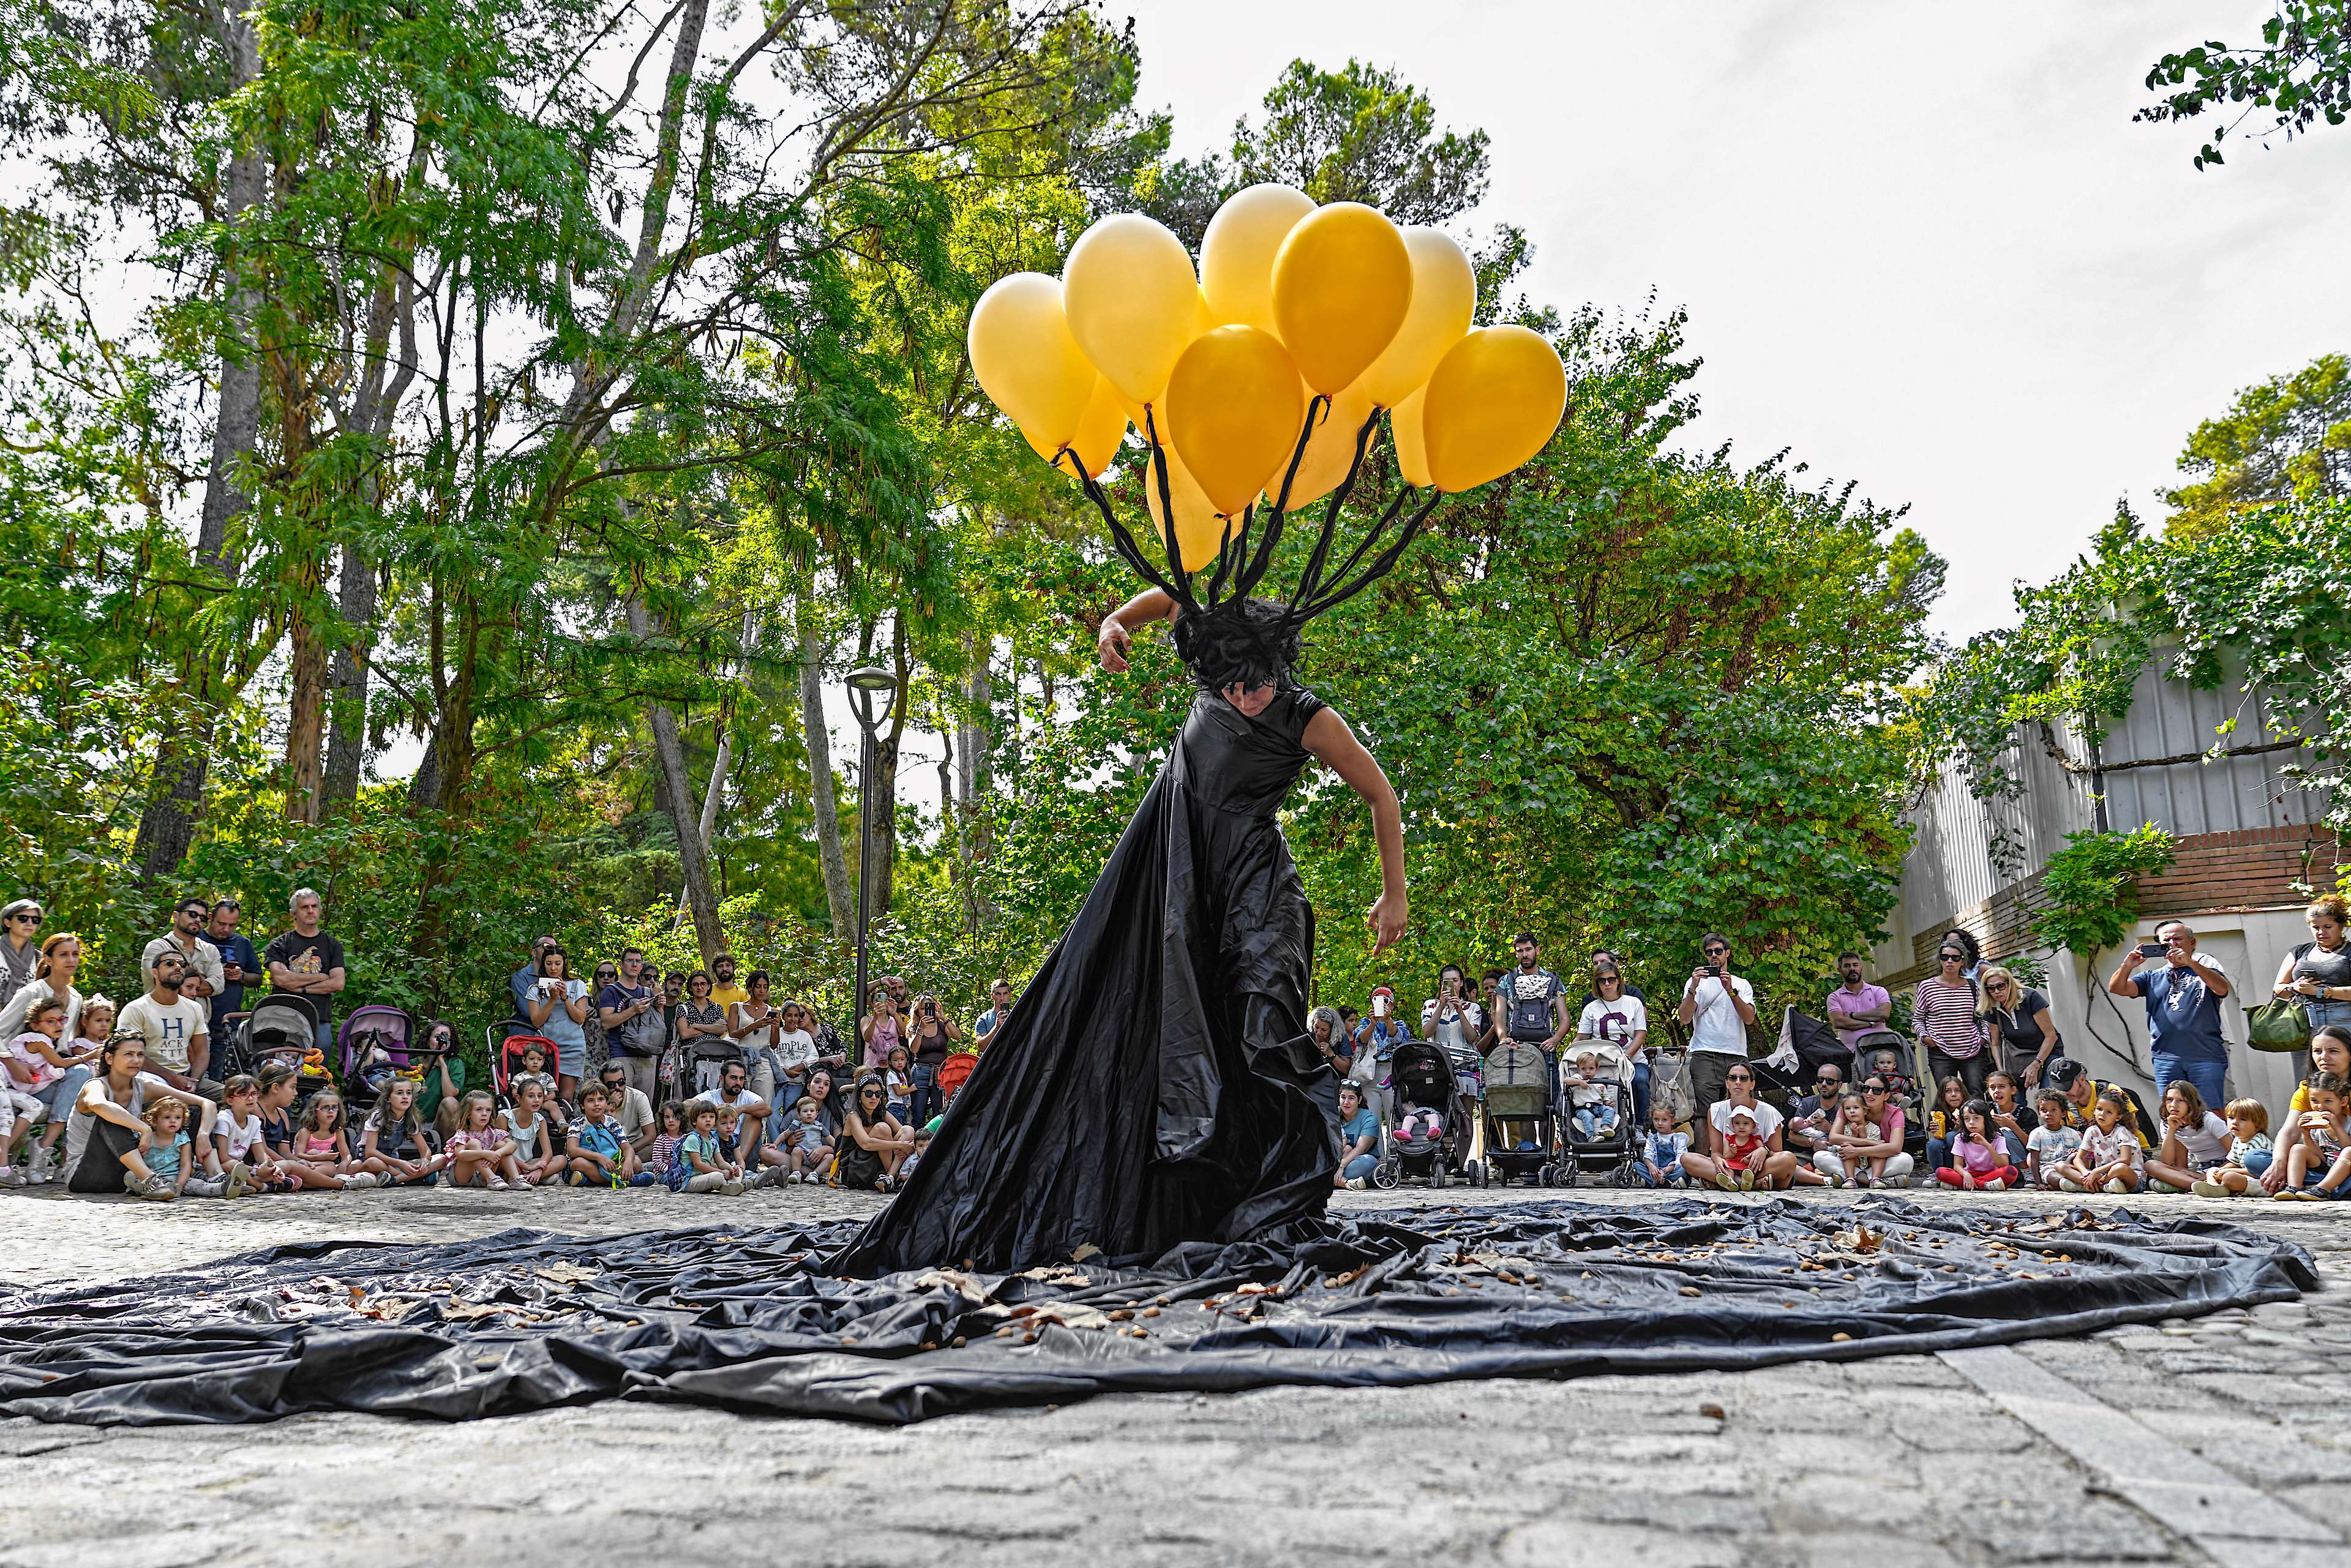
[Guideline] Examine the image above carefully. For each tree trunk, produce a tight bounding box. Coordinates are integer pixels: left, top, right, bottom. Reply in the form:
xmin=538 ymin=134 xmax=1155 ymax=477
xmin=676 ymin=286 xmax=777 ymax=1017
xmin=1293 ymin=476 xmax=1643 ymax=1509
xmin=130 ymin=6 xmax=264 ymax=880
xmin=958 ymin=634 xmax=992 ymax=861
xmin=410 ymin=577 xmax=479 ymax=989
xmin=283 ymin=565 xmax=328 ymax=823
xmin=320 ymin=542 xmax=376 ymax=814
xmin=407 ymin=726 xmax=441 ymax=811
xmin=628 ymin=599 xmax=725 ymax=965
xmin=799 ymin=597 xmax=854 ymax=938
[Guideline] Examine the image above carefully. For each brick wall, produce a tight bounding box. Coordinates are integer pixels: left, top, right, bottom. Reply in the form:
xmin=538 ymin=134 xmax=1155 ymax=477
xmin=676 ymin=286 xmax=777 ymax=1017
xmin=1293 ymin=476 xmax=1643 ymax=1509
xmin=1888 ymin=822 xmax=2342 ymax=988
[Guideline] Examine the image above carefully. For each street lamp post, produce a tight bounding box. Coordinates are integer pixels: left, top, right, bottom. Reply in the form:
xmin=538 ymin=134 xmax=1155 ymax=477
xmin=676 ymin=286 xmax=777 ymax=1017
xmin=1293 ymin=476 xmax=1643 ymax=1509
xmin=844 ymin=664 xmax=897 ymax=1042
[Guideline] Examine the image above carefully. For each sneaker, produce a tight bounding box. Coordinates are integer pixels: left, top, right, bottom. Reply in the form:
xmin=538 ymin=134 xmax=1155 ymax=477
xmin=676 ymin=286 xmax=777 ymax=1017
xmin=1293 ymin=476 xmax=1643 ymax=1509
xmin=629 ymin=1171 xmax=658 ymax=1187
xmin=126 ymin=1172 xmax=176 ymax=1201
xmin=2057 ymin=1175 xmax=2085 ymax=1193
xmin=345 ymin=1172 xmax=380 ymax=1190
xmin=224 ymin=1164 xmax=257 ymax=1199
xmin=486 ymin=1175 xmax=511 ymax=1190
xmin=2104 ymin=1179 xmax=2128 ymax=1195
xmin=0 ymin=1167 xmax=23 ymax=1188
xmin=24 ymin=1159 xmax=50 ymax=1186
xmin=1714 ymin=1170 xmax=1739 ymax=1193
xmin=1345 ymin=1177 xmax=1367 ymax=1190
xmin=1982 ymin=1177 xmax=2006 ymax=1192
xmin=718 ymin=1177 xmax=746 ymax=1196
xmin=2191 ymin=1179 xmax=2230 ymax=1199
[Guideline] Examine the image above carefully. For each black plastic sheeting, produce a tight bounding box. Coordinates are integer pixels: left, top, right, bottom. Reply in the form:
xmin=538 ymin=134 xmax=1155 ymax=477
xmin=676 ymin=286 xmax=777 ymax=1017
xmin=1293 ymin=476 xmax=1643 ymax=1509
xmin=0 ymin=1198 xmax=2314 ymax=1427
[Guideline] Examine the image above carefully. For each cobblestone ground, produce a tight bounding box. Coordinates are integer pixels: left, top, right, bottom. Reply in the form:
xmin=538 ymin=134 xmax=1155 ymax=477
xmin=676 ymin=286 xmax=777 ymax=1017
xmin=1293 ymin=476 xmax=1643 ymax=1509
xmin=0 ymin=1184 xmax=2342 ymax=1568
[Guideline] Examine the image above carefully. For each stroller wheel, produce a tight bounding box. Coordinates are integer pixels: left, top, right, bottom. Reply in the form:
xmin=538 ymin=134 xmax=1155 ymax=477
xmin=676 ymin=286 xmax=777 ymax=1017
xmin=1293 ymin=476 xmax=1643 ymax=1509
xmin=1535 ymin=1163 xmax=1554 ymax=1187
xmin=1466 ymin=1160 xmax=1487 ymax=1188
xmin=1558 ymin=1163 xmax=1580 ymax=1189
xmin=1431 ymin=1166 xmax=1449 ymax=1189
xmin=1370 ymin=1160 xmax=1401 ymax=1191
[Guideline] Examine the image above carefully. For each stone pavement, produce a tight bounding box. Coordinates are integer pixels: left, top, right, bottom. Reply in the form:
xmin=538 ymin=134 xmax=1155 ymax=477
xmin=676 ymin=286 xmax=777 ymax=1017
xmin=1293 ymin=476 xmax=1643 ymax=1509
xmin=0 ymin=1184 xmax=2342 ymax=1568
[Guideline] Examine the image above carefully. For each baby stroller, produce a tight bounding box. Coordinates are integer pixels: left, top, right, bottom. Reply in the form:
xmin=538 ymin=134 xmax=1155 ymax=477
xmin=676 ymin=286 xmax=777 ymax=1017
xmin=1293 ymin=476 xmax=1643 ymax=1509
xmin=491 ymin=1022 xmax=560 ymax=1103
xmin=1372 ymin=1040 xmax=1461 ymax=1188
xmin=1558 ymin=1040 xmax=1637 ymax=1186
xmin=1481 ymin=1040 xmax=1556 ymax=1187
xmin=336 ymin=1004 xmax=419 ymax=1112
xmin=938 ymin=1051 xmax=978 ymax=1106
xmin=241 ymin=992 xmax=332 ymax=1095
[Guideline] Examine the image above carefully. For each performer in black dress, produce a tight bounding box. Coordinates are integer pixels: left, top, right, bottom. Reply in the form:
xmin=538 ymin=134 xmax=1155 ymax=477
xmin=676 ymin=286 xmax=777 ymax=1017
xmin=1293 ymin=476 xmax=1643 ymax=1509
xmin=833 ymin=590 xmax=1406 ymax=1274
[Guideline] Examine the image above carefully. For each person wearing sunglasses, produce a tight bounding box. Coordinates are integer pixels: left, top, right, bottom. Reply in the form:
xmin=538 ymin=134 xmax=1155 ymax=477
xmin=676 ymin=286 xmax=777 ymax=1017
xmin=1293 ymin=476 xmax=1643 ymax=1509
xmin=1678 ymin=1063 xmax=1818 ymax=1190
xmin=1676 ymin=934 xmax=1756 ymax=1128
xmin=0 ymin=900 xmax=43 ymax=1013
xmin=835 ymin=1072 xmax=917 ymax=1193
xmin=1916 ymin=942 xmax=1990 ymax=1099
xmin=1810 ymin=1078 xmax=1916 ymax=1187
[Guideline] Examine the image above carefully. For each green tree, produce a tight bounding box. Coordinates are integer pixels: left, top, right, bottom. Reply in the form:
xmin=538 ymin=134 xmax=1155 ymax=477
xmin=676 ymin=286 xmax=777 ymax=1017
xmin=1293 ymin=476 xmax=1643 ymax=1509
xmin=2139 ymin=1 xmax=2351 ymax=168
xmin=2164 ymin=352 xmax=2351 ymax=537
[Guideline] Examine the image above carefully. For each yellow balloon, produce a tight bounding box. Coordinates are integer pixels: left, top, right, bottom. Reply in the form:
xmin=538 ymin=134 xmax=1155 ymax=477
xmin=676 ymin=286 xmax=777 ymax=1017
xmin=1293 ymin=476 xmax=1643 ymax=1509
xmin=1023 ymin=375 xmax=1128 ymax=479
xmin=1061 ymin=213 xmax=1199 ymax=407
xmin=1422 ymin=326 xmax=1567 ymax=493
xmin=1271 ymin=202 xmax=1412 ymax=395
xmin=1358 ymin=227 xmax=1475 ymax=408
xmin=1200 ymin=183 xmax=1314 ymax=334
xmin=1265 ymin=377 xmax=1376 ymax=509
xmin=1141 ymin=439 xmax=1231 ymax=572
xmin=967 ymin=272 xmax=1098 ymax=447
xmin=1390 ymin=386 xmax=1433 ymax=489
xmin=1164 ymin=326 xmax=1306 ymax=517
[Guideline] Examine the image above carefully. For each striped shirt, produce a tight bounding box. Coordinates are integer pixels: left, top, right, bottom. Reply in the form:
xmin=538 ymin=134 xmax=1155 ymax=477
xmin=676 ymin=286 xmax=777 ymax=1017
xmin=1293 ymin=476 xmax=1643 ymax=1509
xmin=1913 ymin=978 xmax=1984 ymax=1059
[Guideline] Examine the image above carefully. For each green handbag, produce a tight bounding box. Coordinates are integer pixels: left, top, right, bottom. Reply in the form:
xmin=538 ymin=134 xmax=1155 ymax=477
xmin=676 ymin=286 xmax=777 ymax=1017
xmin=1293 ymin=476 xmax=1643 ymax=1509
xmin=2248 ymin=997 xmax=2310 ymax=1054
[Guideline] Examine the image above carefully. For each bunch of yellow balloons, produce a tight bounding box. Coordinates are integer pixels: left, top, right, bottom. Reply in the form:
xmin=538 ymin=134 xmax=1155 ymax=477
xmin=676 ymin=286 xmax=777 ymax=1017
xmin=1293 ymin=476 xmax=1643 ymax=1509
xmin=967 ymin=186 xmax=1567 ymax=571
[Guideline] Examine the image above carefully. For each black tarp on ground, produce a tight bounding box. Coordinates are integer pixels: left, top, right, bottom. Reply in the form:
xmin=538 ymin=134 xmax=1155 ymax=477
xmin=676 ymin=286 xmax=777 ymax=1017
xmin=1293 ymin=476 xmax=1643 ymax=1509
xmin=0 ymin=1198 xmax=2315 ymax=1427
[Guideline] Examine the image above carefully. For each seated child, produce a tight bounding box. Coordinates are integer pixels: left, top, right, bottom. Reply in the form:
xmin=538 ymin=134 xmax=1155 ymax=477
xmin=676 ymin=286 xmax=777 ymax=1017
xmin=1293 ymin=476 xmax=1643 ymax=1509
xmin=646 ymin=1101 xmax=689 ymax=1190
xmin=347 ymin=1028 xmax=400 ymax=1099
xmin=566 ymin=1083 xmax=641 ymax=1187
xmin=2278 ymin=1071 xmax=2351 ymax=1201
xmin=900 ymin=1122 xmax=933 ymax=1182
xmin=500 ymin=1080 xmax=569 ymax=1187
xmin=1565 ymin=1051 xmax=1619 ymax=1142
xmin=362 ymin=1078 xmax=448 ymax=1187
xmin=1716 ymin=1105 xmax=1767 ymax=1191
xmin=2193 ymin=1098 xmax=2274 ymax=1198
xmin=2057 ymin=1089 xmax=2144 ymax=1193
xmin=4 ymin=996 xmax=102 ymax=1184
xmin=445 ymin=1090 xmax=522 ymax=1189
xmin=508 ymin=1044 xmax=567 ymax=1130
xmin=1393 ymin=1103 xmax=1444 ymax=1145
xmin=680 ymin=1100 xmax=747 ymax=1194
xmin=2027 ymin=1090 xmax=2083 ymax=1190
xmin=1638 ymin=1103 xmax=1689 ymax=1187
xmin=206 ymin=1073 xmax=269 ymax=1198
xmin=757 ymin=1094 xmax=836 ymax=1184
xmin=138 ymin=1097 xmax=231 ymax=1199
xmin=1935 ymin=1097 xmax=2020 ymax=1191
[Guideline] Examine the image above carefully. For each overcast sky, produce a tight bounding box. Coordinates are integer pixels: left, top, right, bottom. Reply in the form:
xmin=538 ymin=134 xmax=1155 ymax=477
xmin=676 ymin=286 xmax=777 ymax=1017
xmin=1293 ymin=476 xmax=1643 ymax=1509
xmin=1117 ymin=0 xmax=2351 ymax=642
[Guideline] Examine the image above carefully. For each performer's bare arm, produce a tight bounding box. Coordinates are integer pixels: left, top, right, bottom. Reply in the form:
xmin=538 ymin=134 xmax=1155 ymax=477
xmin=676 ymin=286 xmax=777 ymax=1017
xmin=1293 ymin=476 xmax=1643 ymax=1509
xmin=1302 ymin=708 xmax=1408 ymax=953
xmin=1097 ymin=590 xmax=1175 ymax=672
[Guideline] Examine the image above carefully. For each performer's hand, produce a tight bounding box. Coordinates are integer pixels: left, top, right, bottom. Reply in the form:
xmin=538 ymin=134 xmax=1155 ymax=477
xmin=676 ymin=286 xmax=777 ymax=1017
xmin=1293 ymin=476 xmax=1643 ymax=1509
xmin=1368 ymin=889 xmax=1407 ymax=953
xmin=1097 ymin=615 xmax=1131 ymax=673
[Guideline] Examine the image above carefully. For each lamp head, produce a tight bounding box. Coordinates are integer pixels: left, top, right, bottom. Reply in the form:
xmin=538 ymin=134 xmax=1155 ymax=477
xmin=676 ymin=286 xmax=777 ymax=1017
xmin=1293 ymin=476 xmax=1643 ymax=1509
xmin=845 ymin=666 xmax=896 ymax=695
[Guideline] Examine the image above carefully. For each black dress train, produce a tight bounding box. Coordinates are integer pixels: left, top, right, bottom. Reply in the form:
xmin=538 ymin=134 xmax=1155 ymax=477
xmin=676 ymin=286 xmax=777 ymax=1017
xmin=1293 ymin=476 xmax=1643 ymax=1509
xmin=833 ymin=685 xmax=1338 ymax=1274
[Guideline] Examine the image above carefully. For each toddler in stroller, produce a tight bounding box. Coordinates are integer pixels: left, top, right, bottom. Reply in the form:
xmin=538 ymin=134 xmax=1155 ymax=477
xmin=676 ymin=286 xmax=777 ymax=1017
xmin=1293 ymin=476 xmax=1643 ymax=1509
xmin=1564 ymin=1046 xmax=1624 ymax=1142
xmin=1379 ymin=1039 xmax=1458 ymax=1186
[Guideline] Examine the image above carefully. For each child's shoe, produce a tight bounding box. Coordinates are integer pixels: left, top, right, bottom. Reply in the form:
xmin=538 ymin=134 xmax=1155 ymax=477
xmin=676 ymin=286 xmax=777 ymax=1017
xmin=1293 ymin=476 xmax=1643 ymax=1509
xmin=0 ymin=1165 xmax=23 ymax=1188
xmin=1981 ymin=1177 xmax=2005 ymax=1192
xmin=2104 ymin=1179 xmax=2128 ymax=1194
xmin=2191 ymin=1179 xmax=2230 ymax=1198
xmin=2056 ymin=1175 xmax=2084 ymax=1192
xmin=1344 ymin=1176 xmax=1367 ymax=1190
xmin=486 ymin=1174 xmax=511 ymax=1190
xmin=224 ymin=1164 xmax=257 ymax=1199
xmin=718 ymin=1177 xmax=746 ymax=1196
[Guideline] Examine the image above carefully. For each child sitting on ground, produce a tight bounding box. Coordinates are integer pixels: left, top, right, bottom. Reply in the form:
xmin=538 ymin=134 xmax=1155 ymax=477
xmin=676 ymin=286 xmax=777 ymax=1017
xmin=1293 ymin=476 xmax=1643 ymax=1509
xmin=1935 ymin=1098 xmax=2020 ymax=1191
xmin=1984 ymin=1071 xmax=2031 ymax=1168
xmin=1923 ymin=1075 xmax=1968 ymax=1175
xmin=2058 ymin=1089 xmax=2144 ymax=1193
xmin=500 ymin=1079 xmax=569 ymax=1187
xmin=1565 ymin=1050 xmax=1619 ymax=1142
xmin=1818 ymin=1091 xmax=1880 ymax=1187
xmin=2027 ymin=1091 xmax=2083 ymax=1190
xmin=645 ymin=1101 xmax=689 ymax=1190
xmin=2194 ymin=1099 xmax=2274 ymax=1198
xmin=287 ymin=1088 xmax=376 ymax=1190
xmin=362 ymin=1078 xmax=448 ymax=1187
xmin=566 ymin=1083 xmax=641 ymax=1187
xmin=445 ymin=1090 xmax=522 ymax=1189
xmin=4 ymin=996 xmax=102 ymax=1184
xmin=138 ymin=1097 xmax=233 ymax=1199
xmin=209 ymin=1074 xmax=276 ymax=1196
xmin=2278 ymin=1071 xmax=2351 ymax=1201
xmin=1638 ymin=1102 xmax=1689 ymax=1187
xmin=901 ymin=1121 xmax=932 ymax=1182
xmin=1715 ymin=1105 xmax=1767 ymax=1191
xmin=680 ymin=1100 xmax=746 ymax=1194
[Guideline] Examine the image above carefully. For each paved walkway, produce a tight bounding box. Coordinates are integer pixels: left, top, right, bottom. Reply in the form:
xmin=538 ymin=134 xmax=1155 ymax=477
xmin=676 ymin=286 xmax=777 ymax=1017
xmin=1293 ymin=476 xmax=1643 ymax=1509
xmin=0 ymin=1184 xmax=2342 ymax=1568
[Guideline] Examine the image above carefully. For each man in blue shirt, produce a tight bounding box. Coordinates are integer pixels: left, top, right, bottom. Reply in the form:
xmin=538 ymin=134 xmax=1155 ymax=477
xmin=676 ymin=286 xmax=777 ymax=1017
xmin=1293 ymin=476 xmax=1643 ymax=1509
xmin=2106 ymin=919 xmax=2233 ymax=1111
xmin=974 ymin=978 xmax=1014 ymax=1051
xmin=201 ymin=898 xmax=260 ymax=1039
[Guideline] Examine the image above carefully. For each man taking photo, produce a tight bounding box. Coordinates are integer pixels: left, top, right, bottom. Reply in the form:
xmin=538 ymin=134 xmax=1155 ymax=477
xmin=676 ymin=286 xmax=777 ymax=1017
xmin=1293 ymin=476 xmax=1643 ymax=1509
xmin=1677 ymin=932 xmax=1757 ymax=1129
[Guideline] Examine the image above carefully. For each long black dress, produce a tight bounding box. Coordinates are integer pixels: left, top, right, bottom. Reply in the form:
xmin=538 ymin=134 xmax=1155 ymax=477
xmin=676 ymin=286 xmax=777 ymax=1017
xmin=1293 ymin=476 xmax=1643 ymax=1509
xmin=833 ymin=685 xmax=1338 ymax=1274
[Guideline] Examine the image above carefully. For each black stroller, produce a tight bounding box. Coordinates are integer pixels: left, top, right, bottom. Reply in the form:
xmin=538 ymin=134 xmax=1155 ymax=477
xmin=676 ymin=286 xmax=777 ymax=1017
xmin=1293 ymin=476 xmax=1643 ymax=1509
xmin=1372 ymin=1040 xmax=1482 ymax=1188
xmin=1557 ymin=1040 xmax=1638 ymax=1185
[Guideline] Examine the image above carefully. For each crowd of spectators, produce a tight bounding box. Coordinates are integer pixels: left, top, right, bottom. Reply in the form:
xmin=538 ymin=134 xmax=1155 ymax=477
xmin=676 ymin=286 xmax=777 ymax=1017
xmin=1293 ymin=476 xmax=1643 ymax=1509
xmin=8 ymin=888 xmax=2351 ymax=1207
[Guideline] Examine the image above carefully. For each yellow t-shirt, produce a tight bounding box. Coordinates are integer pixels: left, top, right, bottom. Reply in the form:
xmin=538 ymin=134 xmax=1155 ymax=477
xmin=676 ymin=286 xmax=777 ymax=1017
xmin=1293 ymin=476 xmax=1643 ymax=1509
xmin=708 ymin=983 xmax=749 ymax=1011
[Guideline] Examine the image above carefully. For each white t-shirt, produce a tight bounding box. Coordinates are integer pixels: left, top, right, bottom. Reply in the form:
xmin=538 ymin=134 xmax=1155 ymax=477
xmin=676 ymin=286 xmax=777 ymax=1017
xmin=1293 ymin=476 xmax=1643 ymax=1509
xmin=1575 ymin=996 xmax=1649 ymax=1064
xmin=773 ymin=1028 xmax=818 ymax=1076
xmin=214 ymin=1108 xmax=266 ymax=1164
xmin=1708 ymin=1098 xmax=1783 ymax=1144
xmin=1684 ymin=975 xmax=1755 ymax=1057
xmin=116 ymin=992 xmax=211 ymax=1075
xmin=2173 ymin=1110 xmax=2230 ymax=1166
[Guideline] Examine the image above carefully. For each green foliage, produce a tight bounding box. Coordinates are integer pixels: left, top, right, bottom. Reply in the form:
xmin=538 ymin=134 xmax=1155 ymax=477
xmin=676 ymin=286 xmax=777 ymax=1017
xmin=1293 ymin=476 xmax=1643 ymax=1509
xmin=2028 ymin=825 xmax=2179 ymax=958
xmin=2139 ymin=2 xmax=2351 ymax=168
xmin=2165 ymin=352 xmax=2351 ymax=537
